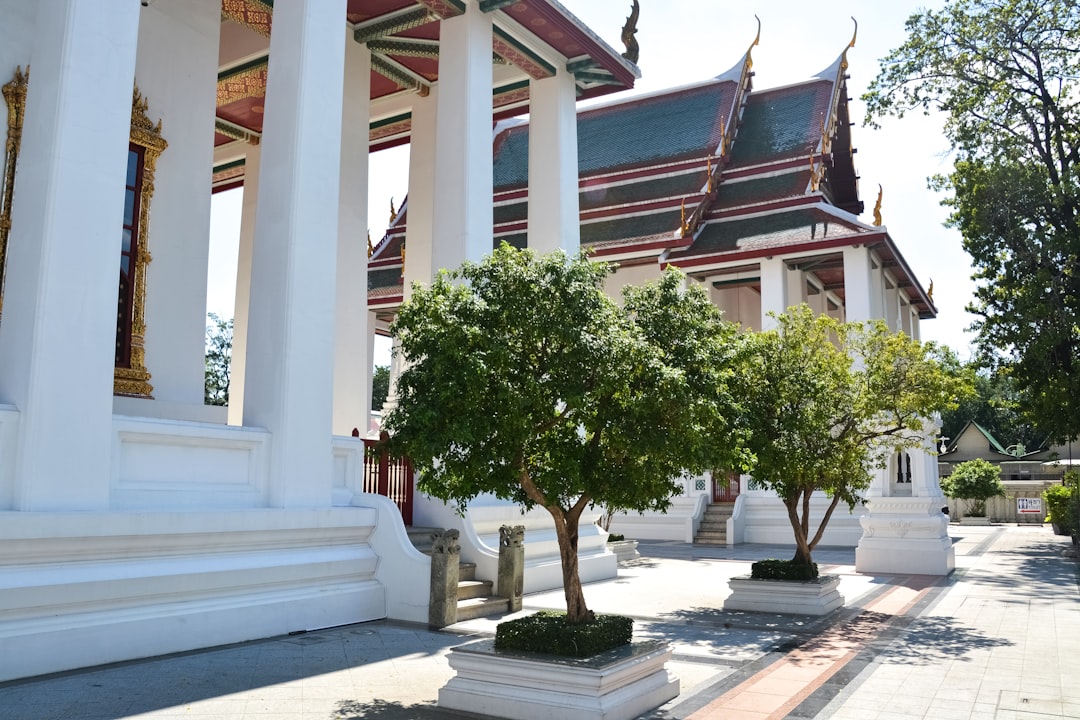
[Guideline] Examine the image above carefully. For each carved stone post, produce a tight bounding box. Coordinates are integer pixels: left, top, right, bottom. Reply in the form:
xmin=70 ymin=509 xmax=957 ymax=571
xmin=497 ymin=525 xmax=525 ymax=612
xmin=428 ymin=529 xmax=460 ymax=629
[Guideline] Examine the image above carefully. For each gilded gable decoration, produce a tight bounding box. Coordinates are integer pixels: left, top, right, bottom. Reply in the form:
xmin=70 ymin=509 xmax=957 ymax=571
xmin=873 ymin=184 xmax=883 ymax=226
xmin=620 ymin=0 xmax=640 ymax=64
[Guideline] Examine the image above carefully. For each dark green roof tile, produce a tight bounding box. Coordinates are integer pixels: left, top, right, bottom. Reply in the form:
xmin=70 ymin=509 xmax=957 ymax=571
xmin=369 ymin=267 xmax=403 ymax=291
xmin=715 ymin=170 xmax=810 ymax=210
xmin=684 ymin=206 xmax=865 ymax=257
xmin=728 ymin=81 xmax=832 ymax=168
xmin=493 ymin=81 xmax=733 ymax=190
xmin=581 ymin=209 xmax=681 ymax=247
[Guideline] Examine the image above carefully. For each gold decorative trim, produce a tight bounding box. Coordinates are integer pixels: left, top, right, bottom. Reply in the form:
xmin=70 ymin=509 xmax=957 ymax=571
xmin=0 ymin=65 xmax=28 ymax=317
xmin=221 ymin=0 xmax=273 ymax=38
xmin=117 ymin=86 xmax=167 ymax=399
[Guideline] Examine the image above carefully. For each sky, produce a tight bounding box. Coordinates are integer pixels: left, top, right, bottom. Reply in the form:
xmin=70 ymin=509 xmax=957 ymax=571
xmin=207 ymin=0 xmax=977 ymax=367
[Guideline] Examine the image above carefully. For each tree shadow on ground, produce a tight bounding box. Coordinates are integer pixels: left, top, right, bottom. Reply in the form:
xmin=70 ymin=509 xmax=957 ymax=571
xmin=782 ymin=611 xmax=1013 ymax=667
xmin=334 ymin=698 xmax=463 ymax=719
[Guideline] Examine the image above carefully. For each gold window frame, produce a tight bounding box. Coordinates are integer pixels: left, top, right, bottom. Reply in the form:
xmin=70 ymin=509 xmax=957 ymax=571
xmin=1 ymin=68 xmax=166 ymax=398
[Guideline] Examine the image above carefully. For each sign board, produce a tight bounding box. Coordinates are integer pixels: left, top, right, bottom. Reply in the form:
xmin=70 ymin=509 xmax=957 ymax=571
xmin=1017 ymin=497 xmax=1043 ymax=514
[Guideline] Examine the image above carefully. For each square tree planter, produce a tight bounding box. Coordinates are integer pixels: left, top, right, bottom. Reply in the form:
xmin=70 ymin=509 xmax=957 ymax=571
xmin=723 ymin=575 xmax=844 ymax=616
xmin=438 ymin=639 xmax=679 ymax=720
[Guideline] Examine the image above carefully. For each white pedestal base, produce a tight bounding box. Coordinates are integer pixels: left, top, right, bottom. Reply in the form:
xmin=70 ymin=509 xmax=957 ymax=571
xmin=438 ymin=640 xmax=679 ymax=720
xmin=724 ymin=575 xmax=843 ymax=615
xmin=609 ymin=539 xmax=640 ymax=563
xmin=855 ymin=497 xmax=955 ymax=576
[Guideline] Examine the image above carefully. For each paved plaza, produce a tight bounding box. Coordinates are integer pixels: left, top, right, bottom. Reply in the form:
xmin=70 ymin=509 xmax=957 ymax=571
xmin=1 ymin=524 xmax=1076 ymax=719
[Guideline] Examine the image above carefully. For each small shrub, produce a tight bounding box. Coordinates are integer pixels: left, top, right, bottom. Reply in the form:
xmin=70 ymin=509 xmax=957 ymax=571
xmin=494 ymin=610 xmax=633 ymax=658
xmin=750 ymin=559 xmax=819 ymax=581
xmin=1044 ymin=479 xmax=1078 ymax=535
xmin=606 ymin=533 xmax=625 ymax=542
xmin=940 ymin=459 xmax=1004 ymax=517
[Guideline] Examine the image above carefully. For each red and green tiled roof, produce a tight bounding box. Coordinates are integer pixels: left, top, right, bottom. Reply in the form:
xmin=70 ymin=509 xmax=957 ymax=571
xmin=676 ymin=206 xmax=869 ymax=259
xmin=711 ymin=169 xmax=812 ymax=212
xmin=727 ymin=80 xmax=832 ymax=169
xmin=492 ymin=80 xmax=736 ymax=190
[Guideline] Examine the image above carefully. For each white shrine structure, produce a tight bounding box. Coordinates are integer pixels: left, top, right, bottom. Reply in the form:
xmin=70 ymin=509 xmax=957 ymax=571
xmin=0 ymin=1 xmax=951 ymax=684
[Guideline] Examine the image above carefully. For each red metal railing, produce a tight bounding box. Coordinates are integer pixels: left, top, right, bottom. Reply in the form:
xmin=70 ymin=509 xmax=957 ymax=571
xmin=712 ymin=471 xmax=741 ymax=503
xmin=362 ymin=434 xmax=414 ymax=525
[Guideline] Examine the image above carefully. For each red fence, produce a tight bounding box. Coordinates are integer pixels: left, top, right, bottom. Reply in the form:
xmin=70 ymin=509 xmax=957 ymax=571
xmin=362 ymin=436 xmax=414 ymax=525
xmin=712 ymin=471 xmax=741 ymax=503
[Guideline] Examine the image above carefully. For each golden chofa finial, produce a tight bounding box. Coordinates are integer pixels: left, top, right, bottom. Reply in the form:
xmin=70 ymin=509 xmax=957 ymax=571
xmin=745 ymin=15 xmax=761 ymax=69
xmin=927 ymin=278 xmax=934 ymax=302
xmin=680 ymin=197 xmax=690 ymax=235
xmin=400 ymin=240 xmax=406 ymax=278
xmin=620 ymin=0 xmax=640 ymax=64
xmin=849 ymin=16 xmax=858 ymax=48
xmin=367 ymin=230 xmax=373 ymax=258
xmin=389 ymin=197 xmax=398 ymax=224
xmin=873 ymin=184 xmax=883 ymax=226
xmin=706 ymin=155 xmax=715 ymax=193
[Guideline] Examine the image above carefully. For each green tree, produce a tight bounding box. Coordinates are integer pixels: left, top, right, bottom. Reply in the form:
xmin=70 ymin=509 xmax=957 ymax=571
xmin=863 ymin=0 xmax=1080 ymax=443
xmin=385 ymin=245 xmax=745 ymax=624
xmin=940 ymin=458 xmax=1006 ymax=517
xmin=939 ymin=365 xmax=1043 ymax=451
xmin=740 ymin=306 xmax=969 ymax=568
xmin=204 ymin=313 xmax=232 ymax=406
xmin=371 ymin=365 xmax=390 ymax=411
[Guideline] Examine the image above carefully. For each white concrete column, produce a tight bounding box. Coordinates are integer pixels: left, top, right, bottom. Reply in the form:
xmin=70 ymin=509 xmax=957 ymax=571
xmin=404 ymin=90 xmax=437 ymax=294
xmin=0 ymin=1 xmax=140 ymax=510
xmin=243 ymin=0 xmax=347 ymax=507
xmin=332 ymin=37 xmax=371 ymax=437
xmin=759 ymin=257 xmax=788 ymax=330
xmin=527 ymin=69 xmax=579 ymax=255
xmin=137 ymin=0 xmax=220 ymax=406
xmin=842 ymin=245 xmax=873 ymax=324
xmin=227 ymin=145 xmax=260 ymax=427
xmin=785 ymin=264 xmax=804 ymax=309
xmin=431 ymin=3 xmax=494 ymax=272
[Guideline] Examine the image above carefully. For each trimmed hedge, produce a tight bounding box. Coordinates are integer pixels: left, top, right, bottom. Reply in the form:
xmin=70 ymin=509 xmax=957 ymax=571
xmin=494 ymin=610 xmax=633 ymax=658
xmin=751 ymin=559 xmax=819 ymax=581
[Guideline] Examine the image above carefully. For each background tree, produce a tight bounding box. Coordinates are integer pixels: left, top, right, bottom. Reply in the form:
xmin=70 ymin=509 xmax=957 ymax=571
xmin=864 ymin=0 xmax=1080 ymax=442
xmin=939 ymin=364 xmax=1043 ymax=451
xmin=386 ymin=245 xmax=745 ymax=624
xmin=740 ymin=306 xmax=969 ymax=568
xmin=940 ymin=458 xmax=1006 ymax=518
xmin=204 ymin=313 xmax=232 ymax=406
xmin=371 ymin=365 xmax=390 ymax=411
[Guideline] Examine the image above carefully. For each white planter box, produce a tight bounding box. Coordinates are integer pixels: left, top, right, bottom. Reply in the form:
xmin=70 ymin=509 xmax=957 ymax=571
xmin=724 ymin=575 xmax=843 ymax=616
xmin=608 ymin=539 xmax=639 ymax=563
xmin=438 ymin=639 xmax=679 ymax=720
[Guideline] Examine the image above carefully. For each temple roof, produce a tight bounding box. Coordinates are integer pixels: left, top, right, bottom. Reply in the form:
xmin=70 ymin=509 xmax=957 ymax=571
xmin=213 ymin=0 xmax=639 ymax=189
xmin=368 ymin=37 xmax=935 ymax=320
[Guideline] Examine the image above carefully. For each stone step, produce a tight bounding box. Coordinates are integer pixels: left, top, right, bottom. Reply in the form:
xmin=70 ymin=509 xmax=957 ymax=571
xmin=695 ymin=532 xmax=727 ymax=545
xmin=459 ymin=562 xmax=476 ymax=582
xmin=698 ymin=519 xmax=729 ymax=529
xmin=405 ymin=526 xmax=442 ymax=554
xmin=458 ymin=579 xmax=493 ymax=600
xmin=456 ymin=596 xmax=510 ymax=622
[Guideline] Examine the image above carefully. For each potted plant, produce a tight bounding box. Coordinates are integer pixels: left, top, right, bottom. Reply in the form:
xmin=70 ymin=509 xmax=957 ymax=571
xmin=386 ymin=246 xmax=744 ymax=719
xmin=940 ymin=459 xmax=1005 ymax=525
xmin=728 ymin=306 xmax=968 ymax=614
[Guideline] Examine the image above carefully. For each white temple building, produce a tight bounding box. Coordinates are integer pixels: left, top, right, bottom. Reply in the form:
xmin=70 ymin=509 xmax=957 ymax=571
xmin=0 ymin=1 xmax=952 ymax=684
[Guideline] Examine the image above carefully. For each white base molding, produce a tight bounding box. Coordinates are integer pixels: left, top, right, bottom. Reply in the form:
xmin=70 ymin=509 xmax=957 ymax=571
xmin=855 ymin=497 xmax=956 ymax=576
xmin=959 ymin=516 xmax=990 ymax=526
xmin=724 ymin=575 xmax=843 ymax=615
xmin=438 ymin=639 xmax=679 ymax=720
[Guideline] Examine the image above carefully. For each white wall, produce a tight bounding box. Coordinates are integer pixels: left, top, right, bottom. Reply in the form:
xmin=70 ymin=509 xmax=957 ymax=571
xmin=135 ymin=0 xmax=220 ymax=407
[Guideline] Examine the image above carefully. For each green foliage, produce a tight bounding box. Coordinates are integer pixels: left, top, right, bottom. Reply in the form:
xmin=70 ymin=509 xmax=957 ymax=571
xmin=494 ymin=611 xmax=633 ymax=658
xmin=864 ymin=0 xmax=1080 ymax=443
xmin=940 ymin=458 xmax=1005 ymax=517
xmin=386 ymin=244 xmax=745 ymax=622
xmin=750 ymin=559 xmax=819 ymax=581
xmin=204 ymin=313 xmax=232 ymax=406
xmin=740 ymin=306 xmax=971 ymax=565
xmin=371 ymin=365 xmax=390 ymax=411
xmin=606 ymin=533 xmax=625 ymax=543
xmin=939 ymin=366 xmax=1044 ymax=451
xmin=1043 ymin=471 xmax=1079 ymax=534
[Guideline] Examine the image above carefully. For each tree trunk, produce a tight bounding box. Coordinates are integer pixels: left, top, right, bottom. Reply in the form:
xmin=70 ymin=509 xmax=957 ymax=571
xmin=785 ymin=494 xmax=814 ymax=567
xmin=549 ymin=508 xmax=594 ymax=624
